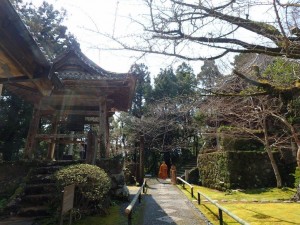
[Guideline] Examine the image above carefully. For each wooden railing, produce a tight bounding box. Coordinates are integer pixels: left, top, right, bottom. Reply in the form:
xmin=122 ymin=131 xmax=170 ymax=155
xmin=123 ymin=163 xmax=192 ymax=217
xmin=197 ymin=191 xmax=249 ymax=225
xmin=176 ymin=176 xmax=194 ymax=197
xmin=177 ymin=177 xmax=249 ymax=225
xmin=125 ymin=179 xmax=147 ymax=225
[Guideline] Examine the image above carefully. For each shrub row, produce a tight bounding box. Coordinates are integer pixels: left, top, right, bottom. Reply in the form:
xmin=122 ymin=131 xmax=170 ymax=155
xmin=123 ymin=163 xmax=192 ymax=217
xmin=198 ymin=151 xmax=296 ymax=190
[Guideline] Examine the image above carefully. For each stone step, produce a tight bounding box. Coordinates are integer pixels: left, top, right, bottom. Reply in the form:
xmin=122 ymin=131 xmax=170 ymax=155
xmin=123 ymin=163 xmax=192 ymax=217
xmin=177 ymin=163 xmax=198 ymax=176
xmin=18 ymin=206 xmax=50 ymax=217
xmin=27 ymin=174 xmax=56 ymax=185
xmin=22 ymin=193 xmax=55 ymax=205
xmin=24 ymin=183 xmax=57 ymax=195
xmin=29 ymin=166 xmax=62 ymax=175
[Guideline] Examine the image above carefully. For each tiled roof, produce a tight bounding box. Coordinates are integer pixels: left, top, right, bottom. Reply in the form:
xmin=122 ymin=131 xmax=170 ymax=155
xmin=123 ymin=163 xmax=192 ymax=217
xmin=57 ymin=71 xmax=127 ymax=80
xmin=52 ymin=48 xmax=130 ymax=80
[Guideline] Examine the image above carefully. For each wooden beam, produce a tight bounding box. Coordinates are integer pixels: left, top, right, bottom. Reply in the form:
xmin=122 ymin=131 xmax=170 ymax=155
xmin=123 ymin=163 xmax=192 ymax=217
xmin=36 ymin=133 xmax=87 ymax=139
xmin=8 ymin=83 xmax=38 ymax=93
xmin=0 ymin=76 xmax=44 ymax=84
xmin=39 ymin=109 xmax=101 ymax=117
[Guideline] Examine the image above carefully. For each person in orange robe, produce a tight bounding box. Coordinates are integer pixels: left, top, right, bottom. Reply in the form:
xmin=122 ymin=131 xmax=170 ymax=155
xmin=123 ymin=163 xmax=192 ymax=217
xmin=158 ymin=161 xmax=168 ymax=179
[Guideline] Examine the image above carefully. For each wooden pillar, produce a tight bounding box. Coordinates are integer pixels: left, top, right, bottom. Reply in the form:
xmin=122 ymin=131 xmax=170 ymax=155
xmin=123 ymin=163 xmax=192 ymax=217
xmin=0 ymin=84 xmax=3 ymax=96
xmin=47 ymin=114 xmax=59 ymax=160
xmin=106 ymin=115 xmax=110 ymax=156
xmin=86 ymin=130 xmax=97 ymax=164
xmin=139 ymin=135 xmax=145 ymax=186
xmin=68 ymin=131 xmax=75 ymax=155
xmin=24 ymin=107 xmax=41 ymax=159
xmin=99 ymin=101 xmax=107 ymax=158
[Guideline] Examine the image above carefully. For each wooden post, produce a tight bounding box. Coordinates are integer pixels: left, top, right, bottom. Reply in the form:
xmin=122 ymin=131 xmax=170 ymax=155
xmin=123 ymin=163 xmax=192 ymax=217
xmin=170 ymin=165 xmax=177 ymax=185
xmin=106 ymin=115 xmax=110 ymax=156
xmin=24 ymin=107 xmax=41 ymax=159
xmin=198 ymin=192 xmax=201 ymax=205
xmin=86 ymin=130 xmax=97 ymax=165
xmin=139 ymin=135 xmax=145 ymax=186
xmin=47 ymin=114 xmax=59 ymax=160
xmin=0 ymin=84 xmax=3 ymax=96
xmin=219 ymin=208 xmax=223 ymax=225
xmin=99 ymin=101 xmax=107 ymax=158
xmin=185 ymin=169 xmax=189 ymax=182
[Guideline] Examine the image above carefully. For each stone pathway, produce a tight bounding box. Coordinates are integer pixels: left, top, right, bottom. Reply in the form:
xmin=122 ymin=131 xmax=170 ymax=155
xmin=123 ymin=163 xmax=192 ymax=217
xmin=141 ymin=178 xmax=211 ymax=225
xmin=0 ymin=217 xmax=34 ymax=225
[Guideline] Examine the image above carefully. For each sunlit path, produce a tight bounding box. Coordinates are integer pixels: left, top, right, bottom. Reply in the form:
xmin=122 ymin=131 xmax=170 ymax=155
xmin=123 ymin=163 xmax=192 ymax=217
xmin=142 ymin=178 xmax=210 ymax=225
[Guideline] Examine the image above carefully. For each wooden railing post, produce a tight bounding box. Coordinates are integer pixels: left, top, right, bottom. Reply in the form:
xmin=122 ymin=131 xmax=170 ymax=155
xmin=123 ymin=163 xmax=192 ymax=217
xmin=219 ymin=209 xmax=223 ymax=225
xmin=125 ymin=179 xmax=147 ymax=224
xmin=197 ymin=190 xmax=249 ymax=225
xmin=128 ymin=211 xmax=132 ymax=225
xmin=139 ymin=135 xmax=145 ymax=186
xmin=191 ymin=187 xmax=194 ymax=198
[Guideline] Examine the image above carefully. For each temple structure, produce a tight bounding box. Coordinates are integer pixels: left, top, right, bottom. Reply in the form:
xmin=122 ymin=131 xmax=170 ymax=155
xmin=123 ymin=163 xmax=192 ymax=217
xmin=0 ymin=0 xmax=137 ymax=162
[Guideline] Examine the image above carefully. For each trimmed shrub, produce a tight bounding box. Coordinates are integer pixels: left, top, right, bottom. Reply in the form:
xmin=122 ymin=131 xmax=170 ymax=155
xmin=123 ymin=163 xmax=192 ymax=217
xmin=54 ymin=164 xmax=111 ymax=214
xmin=198 ymin=151 xmax=296 ymax=190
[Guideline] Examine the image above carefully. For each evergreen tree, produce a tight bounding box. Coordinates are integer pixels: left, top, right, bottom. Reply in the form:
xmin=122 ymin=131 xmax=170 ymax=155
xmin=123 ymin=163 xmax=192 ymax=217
xmin=152 ymin=67 xmax=178 ymax=100
xmin=129 ymin=63 xmax=152 ymax=118
xmin=175 ymin=62 xmax=197 ymax=96
xmin=0 ymin=89 xmax=33 ymax=160
xmin=198 ymin=60 xmax=222 ymax=89
xmin=11 ymin=0 xmax=79 ymax=58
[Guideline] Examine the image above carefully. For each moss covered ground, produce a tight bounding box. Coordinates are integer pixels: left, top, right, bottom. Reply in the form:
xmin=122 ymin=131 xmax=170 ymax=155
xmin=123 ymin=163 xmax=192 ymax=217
xmin=72 ymin=202 xmax=145 ymax=225
xmin=178 ymin=185 xmax=300 ymax=225
xmin=4 ymin=183 xmax=297 ymax=224
xmin=72 ymin=186 xmax=144 ymax=225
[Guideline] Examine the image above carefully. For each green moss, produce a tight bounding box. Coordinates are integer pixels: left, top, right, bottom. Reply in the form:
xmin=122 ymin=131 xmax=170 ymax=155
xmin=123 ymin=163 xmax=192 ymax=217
xmin=254 ymin=22 xmax=279 ymax=33
xmin=178 ymin=185 xmax=299 ymax=225
xmin=73 ymin=205 xmax=126 ymax=225
xmin=73 ymin=201 xmax=145 ymax=225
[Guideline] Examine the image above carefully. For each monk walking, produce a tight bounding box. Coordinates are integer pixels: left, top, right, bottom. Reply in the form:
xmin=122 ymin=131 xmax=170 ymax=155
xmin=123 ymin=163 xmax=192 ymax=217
xmin=158 ymin=161 xmax=168 ymax=179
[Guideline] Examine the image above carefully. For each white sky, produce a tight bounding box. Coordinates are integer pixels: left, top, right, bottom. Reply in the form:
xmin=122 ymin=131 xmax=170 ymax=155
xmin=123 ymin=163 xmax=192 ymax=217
xmin=25 ymin=0 xmax=279 ymax=78
xmin=27 ymin=0 xmax=204 ymax=79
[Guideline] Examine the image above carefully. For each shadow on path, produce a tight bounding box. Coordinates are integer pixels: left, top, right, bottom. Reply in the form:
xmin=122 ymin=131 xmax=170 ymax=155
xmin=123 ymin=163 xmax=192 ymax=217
xmin=140 ymin=178 xmax=210 ymax=225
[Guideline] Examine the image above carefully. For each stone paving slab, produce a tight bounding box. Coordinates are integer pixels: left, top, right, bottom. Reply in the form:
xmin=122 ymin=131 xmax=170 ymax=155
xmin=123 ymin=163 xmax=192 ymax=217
xmin=142 ymin=178 xmax=211 ymax=225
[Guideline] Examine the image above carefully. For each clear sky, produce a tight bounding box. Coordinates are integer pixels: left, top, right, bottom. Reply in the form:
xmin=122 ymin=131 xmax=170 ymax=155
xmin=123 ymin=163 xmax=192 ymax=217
xmin=27 ymin=0 xmax=205 ymax=78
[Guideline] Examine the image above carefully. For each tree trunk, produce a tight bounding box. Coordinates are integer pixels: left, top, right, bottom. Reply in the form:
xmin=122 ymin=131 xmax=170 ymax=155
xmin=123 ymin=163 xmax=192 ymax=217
xmin=292 ymin=183 xmax=300 ymax=201
xmin=265 ymin=147 xmax=282 ymax=188
xmin=270 ymin=114 xmax=300 ymax=167
xmin=263 ymin=117 xmax=282 ymax=188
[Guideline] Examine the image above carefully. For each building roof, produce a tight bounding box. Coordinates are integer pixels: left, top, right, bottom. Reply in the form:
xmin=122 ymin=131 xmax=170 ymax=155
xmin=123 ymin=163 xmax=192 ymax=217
xmin=0 ymin=0 xmax=136 ymax=117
